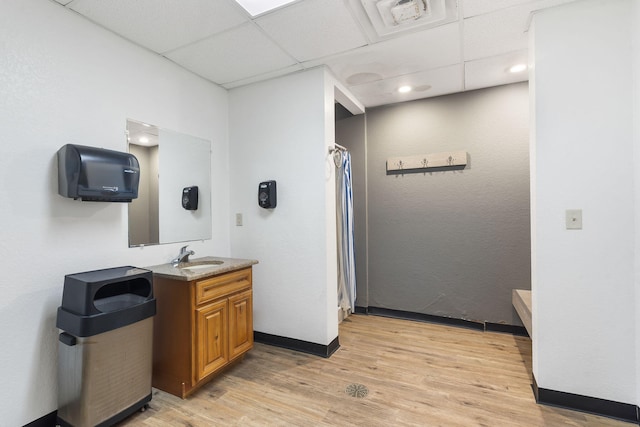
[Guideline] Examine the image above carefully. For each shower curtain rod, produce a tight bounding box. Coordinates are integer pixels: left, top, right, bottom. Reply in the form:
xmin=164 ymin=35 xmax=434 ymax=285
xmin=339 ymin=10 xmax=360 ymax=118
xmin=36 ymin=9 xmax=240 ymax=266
xmin=328 ymin=143 xmax=347 ymax=154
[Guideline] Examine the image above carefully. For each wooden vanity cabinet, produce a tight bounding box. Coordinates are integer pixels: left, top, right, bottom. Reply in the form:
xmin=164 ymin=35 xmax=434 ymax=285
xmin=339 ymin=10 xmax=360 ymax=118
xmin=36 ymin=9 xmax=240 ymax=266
xmin=152 ymin=267 xmax=253 ymax=398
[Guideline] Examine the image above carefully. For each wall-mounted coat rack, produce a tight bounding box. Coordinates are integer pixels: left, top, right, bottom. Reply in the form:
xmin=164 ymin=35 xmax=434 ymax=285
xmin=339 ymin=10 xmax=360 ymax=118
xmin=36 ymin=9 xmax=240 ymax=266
xmin=386 ymin=150 xmax=468 ymax=173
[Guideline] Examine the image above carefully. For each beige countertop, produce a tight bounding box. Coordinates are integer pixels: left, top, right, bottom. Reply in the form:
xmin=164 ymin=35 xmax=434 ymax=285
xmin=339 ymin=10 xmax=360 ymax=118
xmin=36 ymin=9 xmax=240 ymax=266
xmin=145 ymin=256 xmax=258 ymax=282
xmin=512 ymin=289 xmax=531 ymax=337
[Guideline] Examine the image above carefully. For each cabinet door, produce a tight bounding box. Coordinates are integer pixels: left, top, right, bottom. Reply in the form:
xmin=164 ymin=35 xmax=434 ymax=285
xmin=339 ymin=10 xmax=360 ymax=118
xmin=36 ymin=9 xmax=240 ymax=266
xmin=195 ymin=299 xmax=228 ymax=382
xmin=228 ymin=289 xmax=253 ymax=360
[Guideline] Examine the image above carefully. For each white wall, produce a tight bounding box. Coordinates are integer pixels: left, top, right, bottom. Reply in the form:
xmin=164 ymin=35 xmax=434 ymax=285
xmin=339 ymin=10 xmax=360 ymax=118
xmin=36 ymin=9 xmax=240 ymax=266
xmin=633 ymin=0 xmax=640 ymax=407
xmin=0 ymin=0 xmax=229 ymax=424
xmin=531 ymin=0 xmax=636 ymax=404
xmin=229 ymin=68 xmax=351 ymax=346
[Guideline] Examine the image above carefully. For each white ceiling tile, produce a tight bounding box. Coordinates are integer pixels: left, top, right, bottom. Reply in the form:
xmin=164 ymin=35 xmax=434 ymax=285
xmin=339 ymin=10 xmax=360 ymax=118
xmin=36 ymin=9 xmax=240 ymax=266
xmin=222 ymin=64 xmax=304 ymax=89
xmin=463 ymin=5 xmax=530 ymax=61
xmin=67 ymin=0 xmax=248 ymax=53
xmin=349 ymin=64 xmax=464 ymax=108
xmin=464 ymin=50 xmax=528 ymax=91
xmin=325 ymin=22 xmax=462 ymax=84
xmin=59 ymin=0 xmax=576 ymax=105
xmin=255 ymin=0 xmax=368 ymax=62
xmin=165 ymin=23 xmax=297 ymax=85
xmin=463 ymin=0 xmax=582 ymax=61
xmin=462 ymin=0 xmax=579 ymax=18
xmin=463 ymin=0 xmax=533 ymax=18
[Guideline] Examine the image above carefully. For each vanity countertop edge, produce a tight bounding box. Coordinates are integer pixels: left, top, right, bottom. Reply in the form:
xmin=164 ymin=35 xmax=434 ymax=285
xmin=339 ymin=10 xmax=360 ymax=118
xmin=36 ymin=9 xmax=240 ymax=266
xmin=145 ymin=256 xmax=258 ymax=281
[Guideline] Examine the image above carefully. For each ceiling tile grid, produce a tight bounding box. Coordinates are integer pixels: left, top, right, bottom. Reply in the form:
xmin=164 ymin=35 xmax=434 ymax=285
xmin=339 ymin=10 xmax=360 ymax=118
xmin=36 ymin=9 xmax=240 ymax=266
xmin=67 ymin=0 xmax=247 ymax=53
xmin=165 ymin=23 xmax=297 ymax=85
xmin=324 ymin=22 xmax=462 ymax=85
xmin=462 ymin=0 xmax=538 ymax=18
xmin=52 ymin=0 xmax=586 ymax=108
xmin=349 ymin=64 xmax=464 ymax=107
xmin=462 ymin=0 xmax=579 ymax=18
xmin=463 ymin=4 xmax=533 ymax=62
xmin=464 ymin=50 xmax=529 ymax=91
xmin=255 ymin=0 xmax=368 ymax=62
xmin=67 ymin=0 xmax=249 ymax=53
xmin=222 ymin=64 xmax=305 ymax=89
xmin=463 ymin=0 xmax=580 ymax=61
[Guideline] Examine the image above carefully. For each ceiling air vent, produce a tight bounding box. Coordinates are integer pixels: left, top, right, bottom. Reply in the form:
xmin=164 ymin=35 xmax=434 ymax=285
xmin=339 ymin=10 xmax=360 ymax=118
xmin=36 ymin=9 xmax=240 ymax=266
xmin=348 ymin=0 xmax=457 ymax=40
xmin=383 ymin=0 xmax=430 ymax=26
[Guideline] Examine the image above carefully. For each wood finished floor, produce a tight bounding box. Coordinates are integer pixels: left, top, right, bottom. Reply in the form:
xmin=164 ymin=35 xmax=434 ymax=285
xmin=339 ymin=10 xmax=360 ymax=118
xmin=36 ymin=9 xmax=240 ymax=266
xmin=121 ymin=314 xmax=630 ymax=426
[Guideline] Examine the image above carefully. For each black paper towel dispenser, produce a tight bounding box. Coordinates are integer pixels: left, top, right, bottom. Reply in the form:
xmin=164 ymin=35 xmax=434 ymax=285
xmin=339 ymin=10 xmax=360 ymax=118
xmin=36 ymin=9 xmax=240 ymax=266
xmin=57 ymin=144 xmax=140 ymax=202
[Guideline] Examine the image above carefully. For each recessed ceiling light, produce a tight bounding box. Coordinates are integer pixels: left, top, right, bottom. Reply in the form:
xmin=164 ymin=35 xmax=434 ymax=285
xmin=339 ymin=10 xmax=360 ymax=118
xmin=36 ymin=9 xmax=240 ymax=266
xmin=139 ymin=136 xmax=149 ymax=144
xmin=509 ymin=64 xmax=527 ymax=73
xmin=398 ymin=85 xmax=412 ymax=93
xmin=234 ymin=0 xmax=297 ymax=16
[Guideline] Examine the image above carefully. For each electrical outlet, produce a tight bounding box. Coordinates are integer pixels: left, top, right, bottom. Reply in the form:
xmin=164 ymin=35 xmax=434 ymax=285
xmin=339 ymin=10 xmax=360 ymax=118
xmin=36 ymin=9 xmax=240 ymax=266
xmin=236 ymin=213 xmax=243 ymax=226
xmin=565 ymin=209 xmax=582 ymax=230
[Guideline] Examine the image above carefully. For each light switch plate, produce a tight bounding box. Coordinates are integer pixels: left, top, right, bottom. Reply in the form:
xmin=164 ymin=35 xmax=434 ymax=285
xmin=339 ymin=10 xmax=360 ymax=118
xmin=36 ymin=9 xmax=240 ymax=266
xmin=565 ymin=209 xmax=582 ymax=230
xmin=236 ymin=213 xmax=243 ymax=226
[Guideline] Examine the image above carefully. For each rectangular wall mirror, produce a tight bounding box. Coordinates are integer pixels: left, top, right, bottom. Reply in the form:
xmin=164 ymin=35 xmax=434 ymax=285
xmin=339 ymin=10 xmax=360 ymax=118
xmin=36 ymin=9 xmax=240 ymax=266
xmin=127 ymin=119 xmax=212 ymax=247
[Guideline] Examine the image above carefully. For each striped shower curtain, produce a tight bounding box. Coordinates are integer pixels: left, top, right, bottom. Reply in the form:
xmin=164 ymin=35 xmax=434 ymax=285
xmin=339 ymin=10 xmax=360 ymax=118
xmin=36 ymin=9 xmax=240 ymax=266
xmin=337 ymin=151 xmax=356 ymax=314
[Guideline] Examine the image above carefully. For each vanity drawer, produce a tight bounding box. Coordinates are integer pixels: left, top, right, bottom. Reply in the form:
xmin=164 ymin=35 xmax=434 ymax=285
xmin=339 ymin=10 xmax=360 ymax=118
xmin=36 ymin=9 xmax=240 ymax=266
xmin=195 ymin=268 xmax=252 ymax=305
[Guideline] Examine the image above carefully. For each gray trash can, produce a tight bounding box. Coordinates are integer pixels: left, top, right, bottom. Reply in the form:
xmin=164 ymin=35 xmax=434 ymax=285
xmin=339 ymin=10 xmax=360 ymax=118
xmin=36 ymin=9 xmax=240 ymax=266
xmin=56 ymin=266 xmax=156 ymax=427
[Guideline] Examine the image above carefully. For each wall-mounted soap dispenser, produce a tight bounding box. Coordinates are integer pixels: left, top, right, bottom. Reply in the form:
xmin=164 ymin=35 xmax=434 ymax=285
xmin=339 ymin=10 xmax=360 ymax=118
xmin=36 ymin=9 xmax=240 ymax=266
xmin=258 ymin=180 xmax=276 ymax=209
xmin=182 ymin=186 xmax=198 ymax=210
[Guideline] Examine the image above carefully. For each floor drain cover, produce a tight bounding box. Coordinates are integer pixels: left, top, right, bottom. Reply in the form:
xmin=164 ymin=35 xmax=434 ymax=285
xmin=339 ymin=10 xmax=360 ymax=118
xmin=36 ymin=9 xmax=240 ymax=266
xmin=345 ymin=383 xmax=369 ymax=398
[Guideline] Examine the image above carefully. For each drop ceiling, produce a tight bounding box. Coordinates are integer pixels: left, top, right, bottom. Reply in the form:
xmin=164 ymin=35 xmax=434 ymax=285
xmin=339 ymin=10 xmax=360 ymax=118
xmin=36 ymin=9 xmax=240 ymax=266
xmin=52 ymin=0 xmax=579 ymax=108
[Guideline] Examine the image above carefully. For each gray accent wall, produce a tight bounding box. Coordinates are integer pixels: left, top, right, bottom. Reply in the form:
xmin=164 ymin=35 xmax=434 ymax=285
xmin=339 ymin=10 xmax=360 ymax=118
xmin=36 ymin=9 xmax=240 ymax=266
xmin=128 ymin=144 xmax=159 ymax=246
xmin=340 ymin=83 xmax=530 ymax=325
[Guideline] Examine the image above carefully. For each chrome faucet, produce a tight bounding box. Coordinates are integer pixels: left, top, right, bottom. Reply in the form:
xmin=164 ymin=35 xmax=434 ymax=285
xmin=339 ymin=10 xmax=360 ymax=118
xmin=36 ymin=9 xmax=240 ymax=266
xmin=172 ymin=245 xmax=195 ymax=265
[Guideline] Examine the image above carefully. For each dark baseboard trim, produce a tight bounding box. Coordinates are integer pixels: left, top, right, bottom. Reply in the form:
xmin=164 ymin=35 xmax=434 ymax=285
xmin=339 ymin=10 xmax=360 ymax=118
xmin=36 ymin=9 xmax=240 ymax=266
xmin=356 ymin=306 xmax=529 ymax=337
xmin=254 ymin=331 xmax=340 ymax=358
xmin=485 ymin=322 xmax=529 ymax=337
xmin=533 ymin=375 xmax=638 ymax=423
xmin=24 ymin=411 xmax=56 ymax=427
xmin=354 ymin=306 xmax=368 ymax=314
xmin=365 ymin=306 xmax=485 ymax=331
